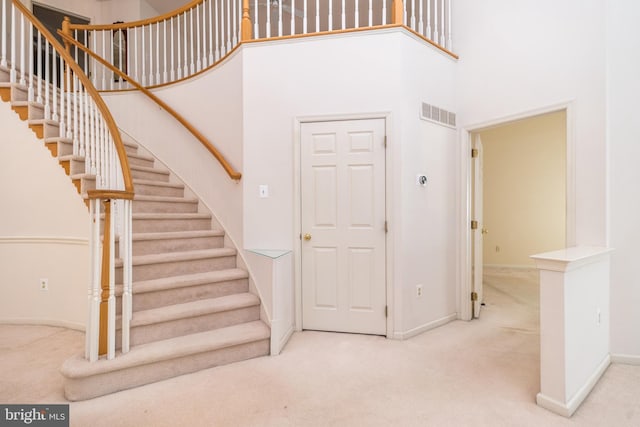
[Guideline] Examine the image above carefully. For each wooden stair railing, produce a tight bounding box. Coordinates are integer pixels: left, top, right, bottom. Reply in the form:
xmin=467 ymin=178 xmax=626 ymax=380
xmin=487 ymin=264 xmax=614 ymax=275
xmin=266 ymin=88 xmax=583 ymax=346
xmin=3 ymin=0 xmax=135 ymax=362
xmin=59 ymin=27 xmax=242 ymax=181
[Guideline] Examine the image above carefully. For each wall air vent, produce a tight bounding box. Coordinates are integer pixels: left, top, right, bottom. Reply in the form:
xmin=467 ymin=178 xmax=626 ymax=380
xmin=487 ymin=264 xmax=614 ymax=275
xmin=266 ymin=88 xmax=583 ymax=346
xmin=421 ymin=102 xmax=457 ymax=129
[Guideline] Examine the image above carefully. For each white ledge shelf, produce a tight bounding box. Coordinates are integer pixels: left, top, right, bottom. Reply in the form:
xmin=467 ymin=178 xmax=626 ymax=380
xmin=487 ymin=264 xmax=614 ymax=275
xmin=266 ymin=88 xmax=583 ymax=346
xmin=531 ymin=246 xmax=613 ymax=272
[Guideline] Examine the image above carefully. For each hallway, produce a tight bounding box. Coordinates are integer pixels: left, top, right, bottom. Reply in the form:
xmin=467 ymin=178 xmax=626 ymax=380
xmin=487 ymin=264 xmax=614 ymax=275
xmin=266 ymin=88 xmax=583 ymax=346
xmin=1 ymin=271 xmax=638 ymax=426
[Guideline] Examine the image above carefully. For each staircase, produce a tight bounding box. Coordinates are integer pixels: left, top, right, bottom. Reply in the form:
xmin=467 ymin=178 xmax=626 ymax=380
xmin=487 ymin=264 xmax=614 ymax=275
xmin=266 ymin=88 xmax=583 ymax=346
xmin=0 ymin=65 xmax=270 ymax=401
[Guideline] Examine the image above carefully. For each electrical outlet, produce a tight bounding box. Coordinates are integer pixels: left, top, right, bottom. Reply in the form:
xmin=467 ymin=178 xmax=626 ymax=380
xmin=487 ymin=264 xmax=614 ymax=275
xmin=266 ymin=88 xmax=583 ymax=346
xmin=40 ymin=278 xmax=48 ymax=291
xmin=416 ymin=284 xmax=423 ymax=297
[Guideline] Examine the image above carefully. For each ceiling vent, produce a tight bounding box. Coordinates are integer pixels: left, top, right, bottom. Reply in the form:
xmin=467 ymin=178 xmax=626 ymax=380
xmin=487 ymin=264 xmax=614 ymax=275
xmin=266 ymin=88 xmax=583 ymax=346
xmin=421 ymin=102 xmax=456 ymax=129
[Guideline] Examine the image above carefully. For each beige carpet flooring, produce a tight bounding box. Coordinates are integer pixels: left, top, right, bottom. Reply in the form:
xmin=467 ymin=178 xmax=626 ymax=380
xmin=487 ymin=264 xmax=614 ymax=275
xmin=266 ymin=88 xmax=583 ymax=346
xmin=1 ymin=270 xmax=639 ymax=426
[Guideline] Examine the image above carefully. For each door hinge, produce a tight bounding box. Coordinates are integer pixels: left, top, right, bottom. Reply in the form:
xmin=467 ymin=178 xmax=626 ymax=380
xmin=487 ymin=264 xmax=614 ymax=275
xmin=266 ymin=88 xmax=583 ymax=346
xmin=471 ymin=148 xmax=479 ymax=158
xmin=471 ymin=220 xmax=478 ymax=230
xmin=385 ymin=305 xmax=388 ymax=318
xmin=471 ymin=292 xmax=478 ymax=302
xmin=385 ymin=221 xmax=388 ymax=233
xmin=384 ymin=136 xmax=387 ymax=148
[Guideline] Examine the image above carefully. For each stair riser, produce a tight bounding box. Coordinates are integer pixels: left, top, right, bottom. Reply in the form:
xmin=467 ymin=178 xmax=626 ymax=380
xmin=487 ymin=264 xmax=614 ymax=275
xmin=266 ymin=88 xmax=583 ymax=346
xmin=116 ymin=278 xmax=249 ymax=313
xmin=125 ymin=305 xmax=260 ymax=346
xmin=63 ymin=339 xmax=270 ymax=401
xmin=128 ymin=157 xmax=155 ymax=168
xmin=131 ymin=169 xmax=170 ymax=182
xmin=133 ymin=200 xmax=199 ymax=214
xmin=133 ymin=183 xmax=184 ymax=198
xmin=132 ymin=235 xmax=224 ymax=256
xmin=132 ymin=218 xmax=212 ymax=233
xmin=117 ymin=255 xmax=237 ymax=282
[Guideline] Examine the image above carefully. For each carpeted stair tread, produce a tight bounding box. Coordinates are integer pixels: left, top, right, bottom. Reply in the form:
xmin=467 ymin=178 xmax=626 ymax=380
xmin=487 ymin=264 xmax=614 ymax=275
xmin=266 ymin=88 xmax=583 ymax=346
xmin=133 ymin=194 xmax=199 ymax=203
xmin=132 ymin=229 xmax=225 ymax=241
xmin=133 ymin=212 xmax=210 ymax=220
xmin=129 ymin=293 xmax=260 ymax=327
xmin=61 ymin=320 xmax=270 ymax=378
xmin=116 ymin=248 xmax=236 ymax=268
xmin=131 ymin=164 xmax=169 ymax=174
xmin=132 ymin=178 xmax=183 ymax=189
xmin=128 ymin=268 xmax=248 ymax=294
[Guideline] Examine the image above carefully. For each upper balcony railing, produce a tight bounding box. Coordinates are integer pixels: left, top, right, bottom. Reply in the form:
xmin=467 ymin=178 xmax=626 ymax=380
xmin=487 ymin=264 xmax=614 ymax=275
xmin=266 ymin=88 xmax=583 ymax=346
xmin=66 ymin=0 xmax=454 ymax=92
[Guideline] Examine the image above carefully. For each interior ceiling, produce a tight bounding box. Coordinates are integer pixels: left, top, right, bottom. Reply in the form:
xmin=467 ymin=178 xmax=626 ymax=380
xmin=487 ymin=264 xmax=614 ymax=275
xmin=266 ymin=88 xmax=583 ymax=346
xmin=145 ymin=0 xmax=186 ymax=15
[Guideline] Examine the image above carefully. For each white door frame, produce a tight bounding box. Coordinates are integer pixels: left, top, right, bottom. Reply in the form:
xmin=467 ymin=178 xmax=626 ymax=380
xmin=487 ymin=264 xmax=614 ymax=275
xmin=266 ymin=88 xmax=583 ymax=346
xmin=293 ymin=112 xmax=394 ymax=338
xmin=457 ymin=102 xmax=576 ymax=321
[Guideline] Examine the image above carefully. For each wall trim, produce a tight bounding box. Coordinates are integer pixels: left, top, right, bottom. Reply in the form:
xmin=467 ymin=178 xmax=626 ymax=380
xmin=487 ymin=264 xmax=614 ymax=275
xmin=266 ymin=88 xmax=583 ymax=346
xmin=611 ymin=353 xmax=640 ymax=365
xmin=536 ymin=354 xmax=610 ymax=417
xmin=392 ymin=313 xmax=457 ymax=340
xmin=0 ymin=236 xmax=88 ymax=246
xmin=0 ymin=318 xmax=85 ymax=331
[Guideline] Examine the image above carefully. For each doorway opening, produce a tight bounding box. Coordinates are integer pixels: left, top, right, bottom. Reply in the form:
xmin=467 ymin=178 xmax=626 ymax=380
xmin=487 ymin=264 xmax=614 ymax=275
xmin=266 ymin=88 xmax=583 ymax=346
xmin=468 ymin=109 xmax=568 ymax=322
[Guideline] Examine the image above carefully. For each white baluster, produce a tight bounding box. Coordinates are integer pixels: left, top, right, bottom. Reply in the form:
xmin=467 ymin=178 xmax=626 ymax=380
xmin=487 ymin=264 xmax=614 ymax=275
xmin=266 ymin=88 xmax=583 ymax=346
xmin=9 ymin=4 xmax=15 ymax=82
xmin=426 ymin=0 xmax=432 ymax=40
xmin=200 ymin=3 xmax=206 ymax=68
xmin=434 ymin=0 xmax=439 ymax=44
xmin=418 ymin=0 xmax=424 ymax=36
xmin=44 ymin=39 xmax=50 ymax=119
xmin=156 ymin=23 xmax=161 ymax=84
xmin=183 ymin=12 xmax=189 ymax=77
xmin=66 ymin=63 xmax=72 ymax=139
xmin=126 ymin=28 xmax=131 ymax=89
xmin=27 ymin=22 xmax=33 ymax=101
xmin=0 ymin=0 xmax=6 ymax=68
xmin=19 ymin=15 xmax=25 ymax=85
xmin=171 ymin=18 xmax=176 ymax=81
xmin=121 ymin=198 xmax=132 ymax=354
xmin=215 ymin=0 xmax=220 ymax=60
xmin=36 ymin=31 xmax=42 ymax=102
xmin=163 ymin=20 xmax=168 ymax=83
xmin=354 ymin=0 xmax=359 ymax=28
xmin=190 ymin=10 xmax=195 ymax=75
xmin=410 ymin=0 xmax=415 ymax=30
xmin=141 ymin=25 xmax=146 ymax=86
xmin=315 ymin=0 xmax=319 ymax=31
xmin=368 ymin=0 xmax=372 ymax=27
xmin=341 ymin=0 xmax=345 ymax=30
xmin=209 ymin=1 xmax=215 ymax=64
xmin=232 ymin=0 xmax=238 ymax=45
xmin=52 ymin=51 xmax=57 ymax=121
xmin=447 ymin=0 xmax=452 ymax=50
xmin=99 ymin=30 xmax=104 ymax=89
xmin=382 ymin=0 xmax=386 ymax=25
xmin=253 ymin=0 xmax=259 ymax=38
xmin=88 ymin=198 xmax=101 ymax=362
xmin=328 ymin=0 xmax=332 ymax=31
xmin=403 ymin=0 xmax=408 ymax=25
xmin=226 ymin=0 xmax=231 ymax=52
xmin=291 ymin=0 xmax=295 ymax=35
xmin=278 ymin=0 xmax=282 ymax=37
xmin=303 ymin=0 xmax=307 ymax=34
xmin=134 ymin=27 xmax=139 ymax=82
xmin=107 ymin=201 xmax=116 ymax=360
xmin=440 ymin=0 xmax=445 ymax=46
xmin=265 ymin=0 xmax=270 ymax=38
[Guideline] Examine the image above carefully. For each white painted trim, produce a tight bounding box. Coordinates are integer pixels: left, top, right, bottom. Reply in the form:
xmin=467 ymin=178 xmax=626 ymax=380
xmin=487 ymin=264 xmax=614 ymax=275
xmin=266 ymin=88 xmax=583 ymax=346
xmin=536 ymin=354 xmax=610 ymax=417
xmin=293 ymin=113 xmax=394 ymax=337
xmin=458 ymin=101 xmax=576 ymax=322
xmin=531 ymin=246 xmax=612 ymax=272
xmin=271 ymin=324 xmax=295 ymax=356
xmin=0 ymin=318 xmax=85 ymax=331
xmin=0 ymin=236 xmax=88 ymax=245
xmin=483 ymin=264 xmax=537 ymax=271
xmin=611 ymin=354 xmax=640 ymax=365
xmin=392 ymin=313 xmax=457 ymax=340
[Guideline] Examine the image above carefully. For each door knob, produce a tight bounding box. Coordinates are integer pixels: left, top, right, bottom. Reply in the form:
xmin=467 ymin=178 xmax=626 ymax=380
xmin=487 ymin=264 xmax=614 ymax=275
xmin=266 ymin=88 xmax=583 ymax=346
xmin=303 ymin=233 xmax=312 ymax=241
xmin=481 ymin=228 xmax=488 ymax=235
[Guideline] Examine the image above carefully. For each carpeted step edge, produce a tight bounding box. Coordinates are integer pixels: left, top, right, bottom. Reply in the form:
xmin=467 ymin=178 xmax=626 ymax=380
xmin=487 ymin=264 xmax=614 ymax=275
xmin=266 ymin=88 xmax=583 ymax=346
xmin=61 ymin=321 xmax=270 ymax=379
xmin=124 ymin=268 xmax=248 ymax=294
xmin=115 ymin=248 xmax=237 ymax=268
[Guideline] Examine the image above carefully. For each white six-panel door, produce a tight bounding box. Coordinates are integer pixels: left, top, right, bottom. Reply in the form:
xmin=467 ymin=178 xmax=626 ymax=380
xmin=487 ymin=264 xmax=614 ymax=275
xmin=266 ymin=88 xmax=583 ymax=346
xmin=301 ymin=119 xmax=386 ymax=335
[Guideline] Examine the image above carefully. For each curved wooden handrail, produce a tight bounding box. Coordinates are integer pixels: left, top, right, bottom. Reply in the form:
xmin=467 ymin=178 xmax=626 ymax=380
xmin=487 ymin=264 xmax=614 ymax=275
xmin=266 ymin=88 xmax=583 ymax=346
xmin=59 ymin=30 xmax=242 ymax=181
xmin=67 ymin=0 xmax=203 ymax=31
xmin=10 ymin=1 xmax=134 ymax=196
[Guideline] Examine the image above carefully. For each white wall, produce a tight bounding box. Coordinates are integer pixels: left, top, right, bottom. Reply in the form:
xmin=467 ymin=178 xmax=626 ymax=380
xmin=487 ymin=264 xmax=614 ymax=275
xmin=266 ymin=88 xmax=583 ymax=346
xmin=0 ymin=100 xmax=89 ymax=329
xmin=454 ymin=0 xmax=607 ymax=247
xmin=607 ymin=0 xmax=640 ymax=359
xmin=481 ymin=112 xmax=566 ymax=267
xmin=242 ymin=29 xmax=458 ymax=336
xmin=103 ymin=51 xmax=245 ymax=250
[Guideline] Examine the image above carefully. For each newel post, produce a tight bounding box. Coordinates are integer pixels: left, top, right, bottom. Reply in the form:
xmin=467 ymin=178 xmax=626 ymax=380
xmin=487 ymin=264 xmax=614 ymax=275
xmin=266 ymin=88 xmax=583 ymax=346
xmin=241 ymin=0 xmax=252 ymax=41
xmin=391 ymin=0 xmax=404 ymax=25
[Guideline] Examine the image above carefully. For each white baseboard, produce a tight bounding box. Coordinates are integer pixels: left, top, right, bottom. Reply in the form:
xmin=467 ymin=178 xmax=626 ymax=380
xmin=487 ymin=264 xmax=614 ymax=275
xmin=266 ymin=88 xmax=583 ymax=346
xmin=537 ymin=354 xmax=610 ymax=417
xmin=392 ymin=313 xmax=457 ymax=340
xmin=271 ymin=325 xmax=295 ymax=356
xmin=611 ymin=353 xmax=640 ymax=365
xmin=0 ymin=318 xmax=85 ymax=331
